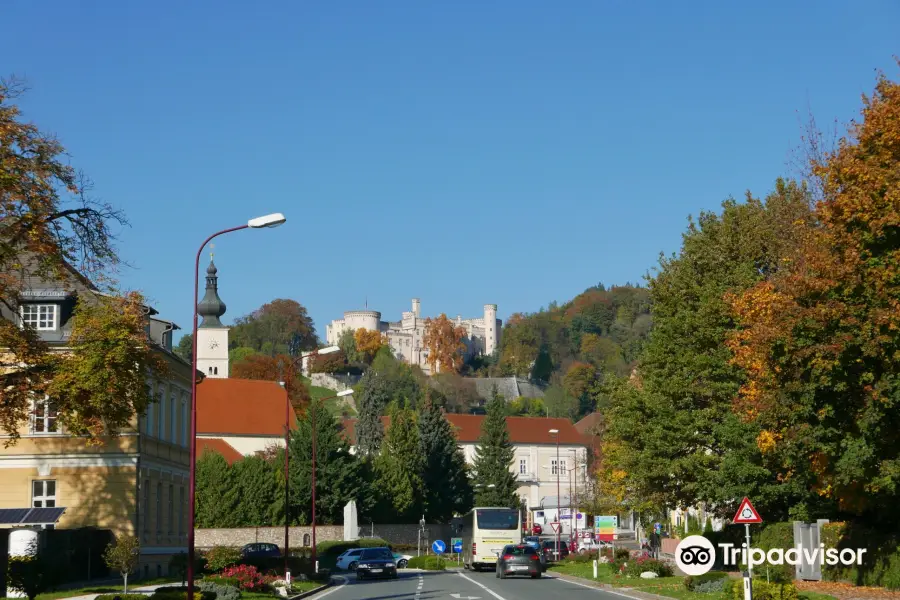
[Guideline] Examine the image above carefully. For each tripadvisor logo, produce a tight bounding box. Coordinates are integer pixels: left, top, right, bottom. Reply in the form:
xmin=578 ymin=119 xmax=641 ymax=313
xmin=675 ymin=535 xmax=867 ymax=576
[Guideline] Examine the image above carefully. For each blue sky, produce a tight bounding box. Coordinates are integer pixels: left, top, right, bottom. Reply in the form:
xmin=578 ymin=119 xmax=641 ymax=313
xmin=3 ymin=1 xmax=898 ymax=343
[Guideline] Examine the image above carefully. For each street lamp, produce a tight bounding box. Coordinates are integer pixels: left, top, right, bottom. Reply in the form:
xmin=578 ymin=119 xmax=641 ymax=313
xmin=188 ymin=213 xmax=286 ymax=596
xmin=549 ymin=428 xmax=560 ymax=560
xmin=280 ymin=345 xmax=341 ymax=577
xmin=310 ymin=387 xmax=353 ymax=572
xmin=569 ymin=448 xmax=579 ymax=548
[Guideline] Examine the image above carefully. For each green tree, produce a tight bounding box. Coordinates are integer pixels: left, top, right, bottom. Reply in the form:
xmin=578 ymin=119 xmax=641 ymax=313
xmin=543 ymin=384 xmax=578 ymax=420
xmin=228 ymin=346 xmax=258 ymax=373
xmin=338 ymin=329 xmax=363 ymax=364
xmin=175 ymin=333 xmax=192 ymax=362
xmin=288 ymin=399 xmax=373 ymax=525
xmin=471 ymin=390 xmax=519 ymax=508
xmin=6 ymin=547 xmax=50 ymax=600
xmin=374 ymin=405 xmax=426 ymax=522
xmin=418 ymin=397 xmax=473 ymax=521
xmin=355 ymin=369 xmax=389 ymax=455
xmin=231 ymin=299 xmax=318 ymax=356
xmin=233 ymin=455 xmax=280 ymax=526
xmin=102 ymin=535 xmax=140 ymax=593
xmin=195 ymin=452 xmax=241 ymax=527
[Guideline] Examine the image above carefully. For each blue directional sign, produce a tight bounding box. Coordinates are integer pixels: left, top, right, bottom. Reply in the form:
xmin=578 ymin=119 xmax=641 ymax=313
xmin=452 ymin=538 xmax=463 ymax=553
xmin=432 ymin=540 xmax=446 ymax=554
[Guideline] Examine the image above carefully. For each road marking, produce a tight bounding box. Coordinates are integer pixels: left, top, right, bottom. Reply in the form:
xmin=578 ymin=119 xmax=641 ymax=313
xmin=308 ymin=575 xmax=348 ymax=598
xmin=546 ymin=574 xmax=647 ymax=599
xmin=415 ymin=574 xmax=424 ymax=600
xmin=455 ymin=572 xmax=507 ymax=600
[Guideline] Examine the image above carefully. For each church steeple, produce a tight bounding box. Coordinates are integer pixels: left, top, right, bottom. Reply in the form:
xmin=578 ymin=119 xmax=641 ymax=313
xmin=197 ymin=257 xmax=226 ymax=328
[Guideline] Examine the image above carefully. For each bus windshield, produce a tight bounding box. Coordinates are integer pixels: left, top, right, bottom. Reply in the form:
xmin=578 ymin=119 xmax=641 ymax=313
xmin=476 ymin=508 xmax=519 ymax=530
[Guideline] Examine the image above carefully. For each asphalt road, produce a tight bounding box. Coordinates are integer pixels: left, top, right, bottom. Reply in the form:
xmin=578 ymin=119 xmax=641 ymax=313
xmin=317 ymin=568 xmax=634 ymax=600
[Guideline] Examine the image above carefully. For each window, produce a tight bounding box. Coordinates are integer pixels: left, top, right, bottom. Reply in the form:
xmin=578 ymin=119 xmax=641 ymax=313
xmin=157 ymin=385 xmax=165 ymax=439
xmin=21 ymin=304 xmax=57 ymax=330
xmin=32 ymin=480 xmax=56 ymax=507
xmin=32 ymin=398 xmax=58 ymax=433
xmin=180 ymin=397 xmax=187 ymax=446
xmin=169 ymin=392 xmax=176 ymax=442
xmin=168 ymin=484 xmax=174 ymax=535
xmin=143 ymin=479 xmax=150 ymax=534
xmin=156 ymin=482 xmax=162 ymax=535
xmin=551 ymin=459 xmax=558 ymax=475
xmin=519 ymin=459 xmax=527 ymax=474
xmin=146 ymin=394 xmax=154 ymax=435
xmin=179 ymin=486 xmax=185 ymax=536
xmin=213 ymin=367 xmax=218 ymax=375
xmin=560 ymin=460 xmax=567 ymax=476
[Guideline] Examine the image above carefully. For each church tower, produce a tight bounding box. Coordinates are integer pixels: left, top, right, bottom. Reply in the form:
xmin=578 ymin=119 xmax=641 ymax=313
xmin=196 ymin=257 xmax=229 ymax=378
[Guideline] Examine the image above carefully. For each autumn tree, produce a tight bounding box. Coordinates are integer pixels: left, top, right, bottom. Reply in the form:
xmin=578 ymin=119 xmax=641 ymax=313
xmin=231 ymin=353 xmax=310 ymax=409
xmin=727 ymin=68 xmax=900 ymax=522
xmin=354 ymin=328 xmax=387 ymax=363
xmin=422 ymin=314 xmax=467 ymax=374
xmin=0 ymin=79 xmax=157 ymax=445
xmin=231 ymin=299 xmax=318 ymax=356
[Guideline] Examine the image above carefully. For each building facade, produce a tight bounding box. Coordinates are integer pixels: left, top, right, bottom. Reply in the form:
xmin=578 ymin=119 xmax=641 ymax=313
xmin=195 ymin=259 xmax=229 ymax=379
xmin=0 ymin=257 xmax=196 ymax=578
xmin=341 ymin=414 xmax=588 ymax=512
xmin=324 ymin=299 xmax=501 ymax=375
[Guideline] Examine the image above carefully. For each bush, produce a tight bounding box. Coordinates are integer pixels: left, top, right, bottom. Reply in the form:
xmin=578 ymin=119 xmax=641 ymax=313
xmin=757 ymin=523 xmax=795 ymax=583
xmin=96 ymin=595 xmax=149 ymax=600
xmin=149 ymin=587 xmax=216 ymax=600
xmin=220 ymin=565 xmax=269 ymax=592
xmin=684 ymin=571 xmax=729 ymax=591
xmin=407 ymin=556 xmax=446 ymax=570
xmin=315 ymin=538 xmax=391 ymax=559
xmin=204 ymin=577 xmax=241 ymax=588
xmin=731 ymin=579 xmax=798 ymax=600
xmin=205 ymin=546 xmax=242 ymax=572
xmin=566 ymin=551 xmax=597 ymax=564
xmin=620 ymin=556 xmax=673 ymax=578
xmin=197 ymin=581 xmax=241 ymax=600
xmin=821 ymin=522 xmax=900 ymax=589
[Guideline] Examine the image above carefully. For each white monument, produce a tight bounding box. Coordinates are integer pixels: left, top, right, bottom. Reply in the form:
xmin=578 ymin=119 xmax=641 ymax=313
xmin=343 ymin=500 xmax=359 ymax=541
xmin=7 ymin=528 xmax=39 ymax=598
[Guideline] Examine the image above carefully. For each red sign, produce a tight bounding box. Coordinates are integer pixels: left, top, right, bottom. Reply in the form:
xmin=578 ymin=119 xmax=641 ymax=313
xmin=549 ymin=522 xmax=561 ymax=533
xmin=733 ymin=497 xmax=763 ymax=524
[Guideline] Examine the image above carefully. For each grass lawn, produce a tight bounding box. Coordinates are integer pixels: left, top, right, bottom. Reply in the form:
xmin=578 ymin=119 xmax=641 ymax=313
xmin=548 ymin=563 xmax=837 ymax=600
xmin=7 ymin=578 xmax=182 ymax=600
xmin=300 ymin=377 xmax=355 ymax=416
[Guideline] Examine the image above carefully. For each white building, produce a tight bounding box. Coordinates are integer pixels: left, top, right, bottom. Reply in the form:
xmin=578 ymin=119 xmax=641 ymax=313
xmin=195 ymin=259 xmax=229 ymax=379
xmin=341 ymin=414 xmax=588 ymax=513
xmin=325 ymin=299 xmax=501 ymax=374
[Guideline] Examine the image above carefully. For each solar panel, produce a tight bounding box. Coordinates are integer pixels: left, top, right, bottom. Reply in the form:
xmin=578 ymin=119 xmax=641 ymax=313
xmin=0 ymin=507 xmax=66 ymax=526
xmin=0 ymin=509 xmax=31 ymax=525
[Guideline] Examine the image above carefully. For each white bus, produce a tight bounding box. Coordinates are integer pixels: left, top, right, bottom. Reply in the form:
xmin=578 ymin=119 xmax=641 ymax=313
xmin=460 ymin=506 xmax=522 ymax=571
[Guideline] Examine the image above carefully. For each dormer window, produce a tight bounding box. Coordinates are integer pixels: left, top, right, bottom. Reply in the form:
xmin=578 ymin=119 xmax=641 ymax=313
xmin=21 ymin=304 xmax=58 ymax=330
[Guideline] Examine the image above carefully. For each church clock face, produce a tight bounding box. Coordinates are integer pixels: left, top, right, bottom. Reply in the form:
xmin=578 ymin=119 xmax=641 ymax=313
xmin=208 ymin=340 xmax=219 ymax=350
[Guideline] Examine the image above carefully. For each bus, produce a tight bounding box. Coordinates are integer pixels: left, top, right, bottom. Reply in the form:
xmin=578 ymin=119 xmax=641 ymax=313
xmin=460 ymin=507 xmax=522 ymax=571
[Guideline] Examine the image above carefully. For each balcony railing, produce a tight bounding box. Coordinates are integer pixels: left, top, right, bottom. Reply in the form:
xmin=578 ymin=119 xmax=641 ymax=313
xmin=516 ymin=471 xmax=538 ymax=482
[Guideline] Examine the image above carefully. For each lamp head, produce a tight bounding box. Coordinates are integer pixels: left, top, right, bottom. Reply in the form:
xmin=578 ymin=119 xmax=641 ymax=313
xmin=248 ymin=213 xmax=287 ymax=228
xmin=336 ymin=389 xmax=353 ymax=397
xmin=318 ymin=346 xmax=341 ymax=355
xmin=549 ymin=428 xmax=559 ymax=435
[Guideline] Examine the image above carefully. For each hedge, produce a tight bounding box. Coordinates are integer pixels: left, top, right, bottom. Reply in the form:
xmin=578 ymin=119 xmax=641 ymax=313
xmin=407 ymin=556 xmax=445 ymax=570
xmin=820 ymin=522 xmax=900 ymax=589
xmin=315 ymin=538 xmax=392 ymax=559
xmin=732 ymin=579 xmax=798 ymax=600
xmin=149 ymin=589 xmax=216 ymax=600
xmin=95 ymin=595 xmax=150 ymax=600
xmin=684 ymin=571 xmax=729 ymax=591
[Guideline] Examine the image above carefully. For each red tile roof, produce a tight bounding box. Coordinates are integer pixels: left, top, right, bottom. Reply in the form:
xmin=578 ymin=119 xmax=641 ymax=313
xmin=574 ymin=412 xmax=603 ymax=435
xmin=198 ymin=438 xmax=244 ymax=465
xmin=197 ymin=378 xmax=297 ymax=436
xmin=341 ymin=414 xmax=587 ymax=446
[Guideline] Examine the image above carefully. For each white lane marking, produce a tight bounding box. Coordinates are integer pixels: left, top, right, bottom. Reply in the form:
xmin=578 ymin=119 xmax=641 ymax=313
xmin=415 ymin=574 xmax=425 ymax=600
xmin=546 ymin=573 xmax=649 ymax=599
xmin=455 ymin=572 xmax=507 ymax=600
xmin=308 ymin=575 xmax=348 ymax=598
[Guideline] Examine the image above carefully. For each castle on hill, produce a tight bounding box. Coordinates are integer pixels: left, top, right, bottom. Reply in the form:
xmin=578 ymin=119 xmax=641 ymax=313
xmin=325 ymin=298 xmax=501 ymax=375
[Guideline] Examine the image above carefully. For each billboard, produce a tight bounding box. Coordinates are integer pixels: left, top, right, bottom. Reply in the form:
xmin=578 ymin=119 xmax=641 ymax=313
xmin=594 ymin=515 xmax=618 ymax=541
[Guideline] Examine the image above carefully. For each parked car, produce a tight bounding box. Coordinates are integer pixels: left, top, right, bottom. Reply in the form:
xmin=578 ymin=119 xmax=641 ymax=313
xmin=393 ymin=552 xmax=412 ymax=568
xmin=540 ymin=540 xmax=570 ymax=562
xmin=522 ymin=535 xmax=541 ymax=549
xmin=496 ymin=544 xmax=541 ymax=579
xmin=356 ymin=547 xmax=398 ymax=580
xmin=532 ymin=524 xmax=543 ymax=535
xmin=336 ymin=548 xmax=365 ymax=570
xmin=240 ymin=543 xmax=281 ymax=560
xmin=577 ymin=538 xmax=609 ymax=554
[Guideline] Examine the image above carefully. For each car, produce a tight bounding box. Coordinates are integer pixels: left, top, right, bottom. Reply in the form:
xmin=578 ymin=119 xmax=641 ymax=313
xmin=540 ymin=540 xmax=570 ymax=562
xmin=496 ymin=544 xmax=541 ymax=579
xmin=393 ymin=552 xmax=412 ymax=568
xmin=532 ymin=524 xmax=543 ymax=535
xmin=240 ymin=543 xmax=281 ymax=560
xmin=356 ymin=547 xmax=398 ymax=580
xmin=522 ymin=535 xmax=541 ymax=549
xmin=336 ymin=548 xmax=365 ymax=570
xmin=577 ymin=538 xmax=609 ymax=554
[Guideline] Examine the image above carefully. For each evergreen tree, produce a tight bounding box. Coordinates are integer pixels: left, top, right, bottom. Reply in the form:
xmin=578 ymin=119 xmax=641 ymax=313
xmin=195 ymin=452 xmax=241 ymax=527
xmin=471 ymin=392 xmax=519 ymax=508
xmin=418 ymin=396 xmax=474 ymax=522
xmin=374 ymin=405 xmax=426 ymax=522
xmin=355 ymin=369 xmax=388 ymax=454
xmin=288 ymin=399 xmax=373 ymax=525
xmin=232 ymin=454 xmax=280 ymax=526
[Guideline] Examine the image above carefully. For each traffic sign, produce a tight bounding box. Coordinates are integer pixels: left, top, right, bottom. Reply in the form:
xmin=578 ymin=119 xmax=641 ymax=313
xmin=432 ymin=539 xmax=446 ymax=554
xmin=452 ymin=538 xmax=463 ymax=553
xmin=733 ymin=497 xmax=762 ymax=524
xmin=549 ymin=522 xmax=561 ymax=533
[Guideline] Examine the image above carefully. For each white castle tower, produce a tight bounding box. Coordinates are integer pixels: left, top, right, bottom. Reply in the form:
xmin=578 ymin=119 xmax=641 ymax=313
xmin=484 ymin=304 xmax=498 ymax=356
xmin=196 ymin=257 xmax=229 ymax=378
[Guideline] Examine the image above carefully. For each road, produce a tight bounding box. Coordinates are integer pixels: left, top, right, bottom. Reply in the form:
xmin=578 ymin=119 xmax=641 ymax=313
xmin=316 ymin=568 xmax=634 ymax=600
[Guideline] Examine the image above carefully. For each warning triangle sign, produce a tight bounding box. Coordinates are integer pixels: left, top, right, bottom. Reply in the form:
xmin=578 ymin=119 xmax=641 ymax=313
xmin=733 ymin=497 xmax=763 ymax=524
xmin=550 ymin=522 xmax=561 ymax=533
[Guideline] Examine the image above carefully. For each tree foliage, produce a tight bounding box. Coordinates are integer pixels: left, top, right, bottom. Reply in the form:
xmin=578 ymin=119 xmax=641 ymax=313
xmin=374 ymin=405 xmax=426 ymax=522
xmin=727 ymin=68 xmax=900 ymax=522
xmin=418 ymin=396 xmax=473 ymax=521
xmin=174 ymin=333 xmax=192 ymax=362
xmin=102 ymin=535 xmax=140 ymax=593
xmin=338 ymin=329 xmax=363 ymax=364
xmin=195 ymin=452 xmax=242 ymax=527
xmin=230 ymin=353 xmax=310 ymax=408
xmin=354 ymin=328 xmax=387 ymax=363
xmin=231 ymin=299 xmax=318 ymax=356
xmin=422 ymin=314 xmax=467 ymax=374
xmin=471 ymin=390 xmax=520 ymax=508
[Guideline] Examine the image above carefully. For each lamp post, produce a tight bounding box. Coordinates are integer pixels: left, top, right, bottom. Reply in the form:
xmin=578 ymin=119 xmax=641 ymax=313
xmin=570 ymin=448 xmax=578 ymax=548
xmin=549 ymin=428 xmax=560 ymax=560
xmin=279 ymin=346 xmax=344 ymax=577
xmin=188 ymin=213 xmax=286 ymax=596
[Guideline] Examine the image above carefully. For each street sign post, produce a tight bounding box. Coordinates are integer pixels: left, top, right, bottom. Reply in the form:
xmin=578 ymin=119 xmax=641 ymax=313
xmin=452 ymin=538 xmax=463 ymax=553
xmin=432 ymin=539 xmax=446 ymax=555
xmin=549 ymin=522 xmax=561 ymax=533
xmin=733 ymin=497 xmax=763 ymax=596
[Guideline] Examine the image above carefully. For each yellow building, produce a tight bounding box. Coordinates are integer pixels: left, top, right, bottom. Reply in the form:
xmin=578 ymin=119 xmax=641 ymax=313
xmin=0 ymin=259 xmax=197 ymax=579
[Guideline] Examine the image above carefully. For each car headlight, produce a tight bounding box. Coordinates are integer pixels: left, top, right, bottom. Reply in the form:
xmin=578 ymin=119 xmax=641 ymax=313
xmin=357 ymin=564 xmax=368 ymax=569
xmin=386 ymin=562 xmax=395 ymax=567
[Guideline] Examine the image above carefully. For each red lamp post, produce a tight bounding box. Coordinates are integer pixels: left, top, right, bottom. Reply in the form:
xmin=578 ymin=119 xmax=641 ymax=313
xmin=549 ymin=428 xmax=560 ymax=560
xmin=188 ymin=213 xmax=286 ymax=596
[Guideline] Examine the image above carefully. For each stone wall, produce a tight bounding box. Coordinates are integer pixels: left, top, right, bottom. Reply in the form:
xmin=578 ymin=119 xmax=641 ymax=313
xmin=196 ymin=523 xmax=453 ymax=549
xmin=310 ymin=373 xmax=360 ymax=392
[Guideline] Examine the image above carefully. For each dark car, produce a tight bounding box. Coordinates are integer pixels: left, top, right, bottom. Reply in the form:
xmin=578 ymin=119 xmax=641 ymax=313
xmin=540 ymin=540 xmax=569 ymax=562
xmin=240 ymin=543 xmax=281 ymax=560
xmin=356 ymin=547 xmax=398 ymax=580
xmin=496 ymin=544 xmax=542 ymax=579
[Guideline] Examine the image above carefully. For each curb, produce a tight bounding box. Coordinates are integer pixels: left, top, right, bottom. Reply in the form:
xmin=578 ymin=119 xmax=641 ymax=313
xmin=549 ymin=572 xmax=682 ymax=600
xmin=287 ymin=578 xmax=333 ymax=600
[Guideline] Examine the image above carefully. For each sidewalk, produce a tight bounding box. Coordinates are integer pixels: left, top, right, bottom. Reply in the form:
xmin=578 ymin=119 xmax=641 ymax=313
xmin=61 ymin=583 xmax=173 ymax=600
